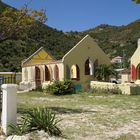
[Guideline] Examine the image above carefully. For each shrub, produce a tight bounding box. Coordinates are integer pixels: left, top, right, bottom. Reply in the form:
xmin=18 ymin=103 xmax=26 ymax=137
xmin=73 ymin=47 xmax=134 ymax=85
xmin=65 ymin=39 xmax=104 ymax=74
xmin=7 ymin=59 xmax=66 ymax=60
xmin=27 ymin=107 xmax=62 ymax=136
xmin=9 ymin=108 xmax=62 ymax=137
xmin=44 ymin=80 xmax=75 ymax=95
xmin=8 ymin=117 xmax=31 ymax=135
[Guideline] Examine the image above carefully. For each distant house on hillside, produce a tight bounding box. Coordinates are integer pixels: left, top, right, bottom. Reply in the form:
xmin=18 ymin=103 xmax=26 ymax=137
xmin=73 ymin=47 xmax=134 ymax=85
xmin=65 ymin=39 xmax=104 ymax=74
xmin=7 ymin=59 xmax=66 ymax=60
xmin=111 ymin=56 xmax=123 ymax=64
xmin=121 ymin=68 xmax=131 ymax=83
xmin=20 ymin=35 xmax=111 ymax=90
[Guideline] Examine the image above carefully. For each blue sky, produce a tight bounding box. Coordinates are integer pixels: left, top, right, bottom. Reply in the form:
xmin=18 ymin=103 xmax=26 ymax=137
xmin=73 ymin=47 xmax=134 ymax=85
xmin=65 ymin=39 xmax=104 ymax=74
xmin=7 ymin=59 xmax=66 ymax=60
xmin=3 ymin=0 xmax=140 ymax=32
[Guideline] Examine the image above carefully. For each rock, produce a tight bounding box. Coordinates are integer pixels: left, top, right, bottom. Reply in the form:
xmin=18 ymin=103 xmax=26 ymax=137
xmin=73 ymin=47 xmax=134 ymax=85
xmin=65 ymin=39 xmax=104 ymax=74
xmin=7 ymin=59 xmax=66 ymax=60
xmin=0 ymin=135 xmax=6 ymax=140
xmin=37 ymin=130 xmax=49 ymax=140
xmin=6 ymin=135 xmax=30 ymax=140
xmin=5 ymin=131 xmax=64 ymax=140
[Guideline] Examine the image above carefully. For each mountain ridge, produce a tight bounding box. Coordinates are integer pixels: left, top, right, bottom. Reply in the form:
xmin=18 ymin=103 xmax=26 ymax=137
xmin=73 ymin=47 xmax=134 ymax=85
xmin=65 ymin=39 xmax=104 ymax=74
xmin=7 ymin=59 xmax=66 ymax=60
xmin=0 ymin=1 xmax=139 ymax=71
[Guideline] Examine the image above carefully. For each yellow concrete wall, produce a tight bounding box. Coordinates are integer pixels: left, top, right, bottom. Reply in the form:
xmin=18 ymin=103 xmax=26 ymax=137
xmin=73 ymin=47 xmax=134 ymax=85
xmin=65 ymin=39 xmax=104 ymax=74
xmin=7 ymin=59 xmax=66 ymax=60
xmin=63 ymin=35 xmax=111 ymax=90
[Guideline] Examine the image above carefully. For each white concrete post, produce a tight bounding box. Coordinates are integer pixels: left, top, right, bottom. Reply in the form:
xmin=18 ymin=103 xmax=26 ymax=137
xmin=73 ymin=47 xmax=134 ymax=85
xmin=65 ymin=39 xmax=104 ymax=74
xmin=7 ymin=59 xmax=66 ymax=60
xmin=1 ymin=84 xmax=17 ymax=135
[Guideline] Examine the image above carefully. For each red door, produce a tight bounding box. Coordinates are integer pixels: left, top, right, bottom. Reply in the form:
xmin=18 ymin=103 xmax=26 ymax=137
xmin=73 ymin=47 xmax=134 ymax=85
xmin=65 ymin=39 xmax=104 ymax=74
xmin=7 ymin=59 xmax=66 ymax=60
xmin=132 ymin=64 xmax=136 ymax=81
xmin=54 ymin=65 xmax=59 ymax=81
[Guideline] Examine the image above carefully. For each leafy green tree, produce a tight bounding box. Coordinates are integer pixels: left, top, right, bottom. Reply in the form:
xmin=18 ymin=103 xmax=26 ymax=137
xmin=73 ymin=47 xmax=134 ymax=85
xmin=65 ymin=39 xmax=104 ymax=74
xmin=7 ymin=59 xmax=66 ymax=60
xmin=132 ymin=0 xmax=140 ymax=3
xmin=0 ymin=5 xmax=47 ymax=43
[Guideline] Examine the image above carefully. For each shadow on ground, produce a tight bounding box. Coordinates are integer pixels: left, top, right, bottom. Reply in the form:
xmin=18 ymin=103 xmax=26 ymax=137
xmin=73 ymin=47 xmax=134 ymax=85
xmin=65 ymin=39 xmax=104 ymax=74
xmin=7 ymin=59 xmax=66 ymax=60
xmin=17 ymin=106 xmax=97 ymax=115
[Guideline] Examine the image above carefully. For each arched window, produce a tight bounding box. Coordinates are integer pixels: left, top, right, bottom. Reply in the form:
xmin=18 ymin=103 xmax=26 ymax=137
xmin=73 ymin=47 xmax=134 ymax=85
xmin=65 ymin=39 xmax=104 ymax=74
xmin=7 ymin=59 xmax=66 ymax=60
xmin=71 ymin=64 xmax=80 ymax=80
xmin=85 ymin=59 xmax=93 ymax=75
xmin=24 ymin=68 xmax=28 ymax=81
xmin=66 ymin=65 xmax=70 ymax=79
xmin=85 ymin=59 xmax=90 ymax=75
xmin=45 ymin=65 xmax=50 ymax=81
xmin=89 ymin=60 xmax=93 ymax=75
xmin=54 ymin=65 xmax=59 ymax=81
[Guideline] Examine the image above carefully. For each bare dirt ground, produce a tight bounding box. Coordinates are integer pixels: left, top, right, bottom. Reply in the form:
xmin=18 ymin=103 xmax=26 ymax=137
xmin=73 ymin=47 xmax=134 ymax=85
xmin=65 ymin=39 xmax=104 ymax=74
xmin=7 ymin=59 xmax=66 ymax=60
xmin=17 ymin=92 xmax=140 ymax=140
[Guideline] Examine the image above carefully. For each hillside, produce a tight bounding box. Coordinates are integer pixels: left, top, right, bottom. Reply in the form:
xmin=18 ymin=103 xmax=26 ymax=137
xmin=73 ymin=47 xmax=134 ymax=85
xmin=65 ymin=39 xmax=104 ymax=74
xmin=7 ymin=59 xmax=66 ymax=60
xmin=0 ymin=1 xmax=8 ymax=12
xmin=0 ymin=1 xmax=140 ymax=71
xmin=84 ymin=22 xmax=140 ymax=58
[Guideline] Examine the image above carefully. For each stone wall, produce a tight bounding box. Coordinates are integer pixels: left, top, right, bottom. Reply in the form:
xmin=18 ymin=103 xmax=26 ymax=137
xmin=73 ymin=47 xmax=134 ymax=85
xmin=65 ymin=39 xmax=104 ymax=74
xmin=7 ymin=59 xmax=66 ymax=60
xmin=90 ymin=81 xmax=140 ymax=95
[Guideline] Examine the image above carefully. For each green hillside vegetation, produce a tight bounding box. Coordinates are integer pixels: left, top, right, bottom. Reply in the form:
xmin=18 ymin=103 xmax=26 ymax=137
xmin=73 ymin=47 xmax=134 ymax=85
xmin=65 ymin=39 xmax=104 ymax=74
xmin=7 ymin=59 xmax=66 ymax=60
xmin=0 ymin=1 xmax=139 ymax=71
xmin=0 ymin=1 xmax=9 ymax=12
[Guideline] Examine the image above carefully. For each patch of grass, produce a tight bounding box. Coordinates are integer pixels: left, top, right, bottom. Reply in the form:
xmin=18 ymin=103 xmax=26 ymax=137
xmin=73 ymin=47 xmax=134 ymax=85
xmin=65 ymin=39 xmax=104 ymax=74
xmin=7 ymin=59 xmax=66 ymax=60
xmin=18 ymin=91 xmax=46 ymax=98
xmin=115 ymin=133 xmax=136 ymax=140
xmin=17 ymin=91 xmax=140 ymax=139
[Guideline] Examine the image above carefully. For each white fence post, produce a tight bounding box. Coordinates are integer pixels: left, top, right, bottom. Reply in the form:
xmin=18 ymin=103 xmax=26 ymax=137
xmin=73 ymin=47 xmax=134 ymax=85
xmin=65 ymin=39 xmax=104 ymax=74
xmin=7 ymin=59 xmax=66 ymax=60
xmin=1 ymin=84 xmax=17 ymax=135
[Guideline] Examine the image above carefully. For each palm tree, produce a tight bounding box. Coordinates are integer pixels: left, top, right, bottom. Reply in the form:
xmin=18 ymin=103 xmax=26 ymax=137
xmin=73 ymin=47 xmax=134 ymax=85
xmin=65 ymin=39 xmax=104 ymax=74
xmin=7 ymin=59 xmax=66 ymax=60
xmin=94 ymin=64 xmax=116 ymax=82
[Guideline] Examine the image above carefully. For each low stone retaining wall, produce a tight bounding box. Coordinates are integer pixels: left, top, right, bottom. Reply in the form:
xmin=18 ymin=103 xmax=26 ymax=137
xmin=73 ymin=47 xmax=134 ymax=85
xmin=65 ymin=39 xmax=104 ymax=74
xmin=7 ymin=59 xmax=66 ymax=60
xmin=90 ymin=81 xmax=140 ymax=95
xmin=42 ymin=81 xmax=53 ymax=89
xmin=19 ymin=81 xmax=35 ymax=91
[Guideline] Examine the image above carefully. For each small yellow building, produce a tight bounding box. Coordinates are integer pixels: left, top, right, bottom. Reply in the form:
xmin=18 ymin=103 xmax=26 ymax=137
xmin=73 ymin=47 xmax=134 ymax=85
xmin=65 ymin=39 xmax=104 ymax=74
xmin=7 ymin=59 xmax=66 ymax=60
xmin=20 ymin=35 xmax=110 ymax=90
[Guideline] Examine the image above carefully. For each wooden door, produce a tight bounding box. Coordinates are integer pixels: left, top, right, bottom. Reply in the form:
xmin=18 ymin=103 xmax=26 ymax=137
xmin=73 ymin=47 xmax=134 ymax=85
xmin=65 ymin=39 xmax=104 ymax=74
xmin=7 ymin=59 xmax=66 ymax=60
xmin=35 ymin=67 xmax=41 ymax=87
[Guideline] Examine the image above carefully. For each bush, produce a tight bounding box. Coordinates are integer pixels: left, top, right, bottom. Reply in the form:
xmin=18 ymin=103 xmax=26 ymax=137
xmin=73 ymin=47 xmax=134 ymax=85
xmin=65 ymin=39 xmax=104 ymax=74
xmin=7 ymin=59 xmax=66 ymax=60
xmin=9 ymin=108 xmax=62 ymax=137
xmin=44 ymin=80 xmax=75 ymax=95
xmin=27 ymin=107 xmax=62 ymax=136
xmin=8 ymin=117 xmax=31 ymax=135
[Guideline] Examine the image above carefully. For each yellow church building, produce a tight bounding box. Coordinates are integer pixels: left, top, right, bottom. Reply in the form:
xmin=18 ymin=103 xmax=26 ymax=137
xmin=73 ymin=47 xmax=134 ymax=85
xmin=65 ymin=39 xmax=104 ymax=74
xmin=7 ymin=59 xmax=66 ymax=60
xmin=20 ymin=35 xmax=110 ymax=90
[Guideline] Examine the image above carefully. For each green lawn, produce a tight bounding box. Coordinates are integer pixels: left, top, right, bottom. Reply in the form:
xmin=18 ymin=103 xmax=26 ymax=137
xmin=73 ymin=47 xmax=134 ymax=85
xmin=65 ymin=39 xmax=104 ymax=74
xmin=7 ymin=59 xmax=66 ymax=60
xmin=17 ymin=92 xmax=140 ymax=140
